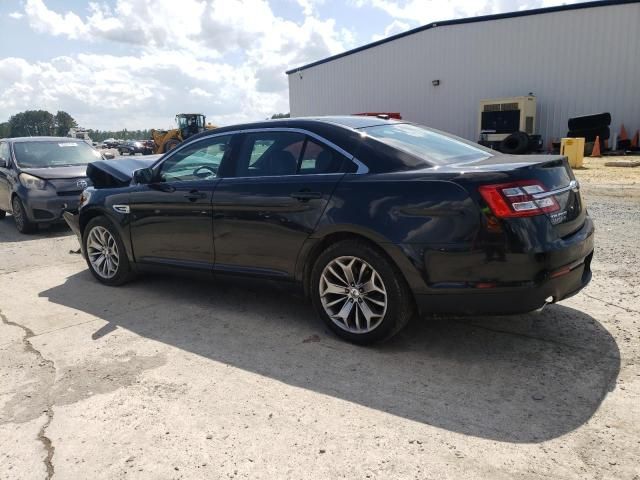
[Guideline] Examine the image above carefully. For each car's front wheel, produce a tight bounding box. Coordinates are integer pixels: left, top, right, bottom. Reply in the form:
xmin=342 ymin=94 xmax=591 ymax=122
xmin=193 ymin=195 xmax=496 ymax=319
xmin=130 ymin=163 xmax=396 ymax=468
xmin=83 ymin=217 xmax=133 ymax=286
xmin=0 ymin=209 xmax=6 ymax=219
xmin=310 ymin=240 xmax=413 ymax=344
xmin=11 ymin=196 xmax=36 ymax=234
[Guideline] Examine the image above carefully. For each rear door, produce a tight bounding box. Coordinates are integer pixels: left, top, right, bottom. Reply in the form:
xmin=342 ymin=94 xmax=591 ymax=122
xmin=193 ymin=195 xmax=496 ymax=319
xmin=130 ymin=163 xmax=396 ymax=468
xmin=129 ymin=134 xmax=233 ymax=269
xmin=211 ymin=130 xmax=349 ymax=278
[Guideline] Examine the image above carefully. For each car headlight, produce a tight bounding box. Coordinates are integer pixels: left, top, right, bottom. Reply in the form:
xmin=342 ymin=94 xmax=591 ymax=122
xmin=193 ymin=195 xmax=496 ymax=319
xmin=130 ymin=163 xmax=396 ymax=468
xmin=19 ymin=173 xmax=47 ymax=190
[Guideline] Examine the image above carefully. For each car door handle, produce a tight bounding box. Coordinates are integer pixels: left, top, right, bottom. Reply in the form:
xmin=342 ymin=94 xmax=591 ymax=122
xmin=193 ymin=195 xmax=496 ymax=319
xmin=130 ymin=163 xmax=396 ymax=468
xmin=290 ymin=191 xmax=322 ymax=201
xmin=184 ymin=190 xmax=207 ymax=201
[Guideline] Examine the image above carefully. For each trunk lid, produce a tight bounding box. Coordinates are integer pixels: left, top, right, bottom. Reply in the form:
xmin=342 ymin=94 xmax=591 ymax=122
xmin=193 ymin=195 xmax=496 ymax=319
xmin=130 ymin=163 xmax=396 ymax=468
xmin=456 ymin=155 xmax=585 ymax=237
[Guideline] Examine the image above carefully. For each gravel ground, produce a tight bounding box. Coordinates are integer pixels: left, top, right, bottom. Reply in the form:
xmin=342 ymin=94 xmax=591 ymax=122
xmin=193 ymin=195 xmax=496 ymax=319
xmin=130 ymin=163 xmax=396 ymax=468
xmin=0 ymin=174 xmax=638 ymax=479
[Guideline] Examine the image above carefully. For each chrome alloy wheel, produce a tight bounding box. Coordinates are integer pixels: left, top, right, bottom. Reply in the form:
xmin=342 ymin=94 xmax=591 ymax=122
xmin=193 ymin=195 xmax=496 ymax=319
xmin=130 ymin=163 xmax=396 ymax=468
xmin=86 ymin=226 xmax=120 ymax=279
xmin=319 ymin=256 xmax=388 ymax=334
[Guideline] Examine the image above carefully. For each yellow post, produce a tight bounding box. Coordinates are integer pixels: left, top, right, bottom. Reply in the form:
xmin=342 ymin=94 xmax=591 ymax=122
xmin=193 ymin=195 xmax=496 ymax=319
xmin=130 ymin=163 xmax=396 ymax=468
xmin=560 ymin=137 xmax=585 ymax=168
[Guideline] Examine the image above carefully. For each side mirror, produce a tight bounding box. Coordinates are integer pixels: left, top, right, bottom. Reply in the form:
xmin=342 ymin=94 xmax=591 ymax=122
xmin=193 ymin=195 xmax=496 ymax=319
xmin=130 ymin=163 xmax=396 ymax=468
xmin=103 ymin=152 xmax=115 ymax=160
xmin=0 ymin=157 xmax=7 ymax=168
xmin=132 ymin=167 xmax=154 ymax=184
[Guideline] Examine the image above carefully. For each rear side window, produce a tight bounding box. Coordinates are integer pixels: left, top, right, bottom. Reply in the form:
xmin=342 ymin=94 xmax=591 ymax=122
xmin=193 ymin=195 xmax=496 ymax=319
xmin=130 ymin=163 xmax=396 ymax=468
xmin=236 ymin=132 xmax=347 ymax=177
xmin=362 ymin=123 xmax=493 ymax=166
xmin=299 ymin=138 xmax=345 ymax=174
xmin=237 ymin=132 xmax=304 ymax=177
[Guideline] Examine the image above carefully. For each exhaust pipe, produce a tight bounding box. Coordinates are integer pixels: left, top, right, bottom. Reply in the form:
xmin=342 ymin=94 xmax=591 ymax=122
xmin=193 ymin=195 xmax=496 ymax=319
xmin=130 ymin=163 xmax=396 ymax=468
xmin=533 ymin=296 xmax=555 ymax=314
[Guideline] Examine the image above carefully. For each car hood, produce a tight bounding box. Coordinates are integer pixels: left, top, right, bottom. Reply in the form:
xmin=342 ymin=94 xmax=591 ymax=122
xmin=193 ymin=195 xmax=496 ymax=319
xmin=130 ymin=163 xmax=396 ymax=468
xmin=86 ymin=156 xmax=159 ymax=188
xmin=21 ymin=165 xmax=89 ymax=179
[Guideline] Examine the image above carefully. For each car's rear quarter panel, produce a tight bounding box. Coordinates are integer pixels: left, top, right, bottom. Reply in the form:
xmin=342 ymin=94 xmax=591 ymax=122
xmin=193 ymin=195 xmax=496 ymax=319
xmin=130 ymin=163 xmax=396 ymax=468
xmin=309 ymin=173 xmax=481 ymax=294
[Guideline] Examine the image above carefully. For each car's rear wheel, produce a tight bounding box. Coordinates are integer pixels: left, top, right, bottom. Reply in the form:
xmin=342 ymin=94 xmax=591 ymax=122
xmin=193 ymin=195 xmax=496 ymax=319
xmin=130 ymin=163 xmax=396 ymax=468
xmin=310 ymin=240 xmax=413 ymax=344
xmin=11 ymin=196 xmax=36 ymax=234
xmin=0 ymin=209 xmax=6 ymax=219
xmin=83 ymin=217 xmax=133 ymax=286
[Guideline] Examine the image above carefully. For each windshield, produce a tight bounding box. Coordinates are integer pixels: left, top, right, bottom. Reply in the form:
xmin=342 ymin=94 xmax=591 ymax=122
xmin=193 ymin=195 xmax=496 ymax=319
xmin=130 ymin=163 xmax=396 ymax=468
xmin=362 ymin=123 xmax=493 ymax=165
xmin=13 ymin=141 xmax=102 ymax=168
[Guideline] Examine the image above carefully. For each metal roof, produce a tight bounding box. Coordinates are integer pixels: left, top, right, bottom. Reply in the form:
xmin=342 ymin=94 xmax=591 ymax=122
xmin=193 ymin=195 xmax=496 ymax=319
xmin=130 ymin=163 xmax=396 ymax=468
xmin=286 ymin=0 xmax=639 ymax=74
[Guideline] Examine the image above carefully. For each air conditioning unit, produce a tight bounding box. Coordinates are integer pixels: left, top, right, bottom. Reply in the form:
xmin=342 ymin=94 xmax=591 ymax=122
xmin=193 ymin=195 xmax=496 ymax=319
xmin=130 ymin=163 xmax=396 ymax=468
xmin=477 ymin=96 xmax=542 ymax=154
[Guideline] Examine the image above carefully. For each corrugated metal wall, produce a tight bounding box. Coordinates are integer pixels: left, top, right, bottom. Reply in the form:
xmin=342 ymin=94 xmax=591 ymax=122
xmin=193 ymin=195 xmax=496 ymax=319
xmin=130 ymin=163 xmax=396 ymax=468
xmin=288 ymin=2 xmax=640 ymax=143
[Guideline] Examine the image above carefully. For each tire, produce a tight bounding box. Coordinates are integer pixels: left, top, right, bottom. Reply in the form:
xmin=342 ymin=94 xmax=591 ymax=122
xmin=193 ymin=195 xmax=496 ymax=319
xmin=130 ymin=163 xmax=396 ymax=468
xmin=83 ymin=216 xmax=133 ymax=286
xmin=568 ymin=112 xmax=611 ymax=131
xmin=499 ymin=131 xmax=529 ymax=155
xmin=163 ymin=138 xmax=181 ymax=153
xmin=0 ymin=209 xmax=5 ymax=220
xmin=567 ymin=126 xmax=610 ymax=142
xmin=310 ymin=239 xmax=413 ymax=344
xmin=11 ymin=196 xmax=36 ymax=234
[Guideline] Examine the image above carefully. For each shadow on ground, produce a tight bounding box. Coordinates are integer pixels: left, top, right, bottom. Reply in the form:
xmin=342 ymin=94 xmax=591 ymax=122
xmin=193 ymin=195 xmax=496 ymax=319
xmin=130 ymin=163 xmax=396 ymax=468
xmin=0 ymin=215 xmax=72 ymax=242
xmin=40 ymin=271 xmax=620 ymax=443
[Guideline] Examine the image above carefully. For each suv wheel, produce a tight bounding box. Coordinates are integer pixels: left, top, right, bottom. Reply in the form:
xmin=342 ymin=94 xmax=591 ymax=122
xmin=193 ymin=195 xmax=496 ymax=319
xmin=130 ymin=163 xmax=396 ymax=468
xmin=11 ymin=197 xmax=36 ymax=234
xmin=310 ymin=240 xmax=413 ymax=344
xmin=83 ymin=217 xmax=133 ymax=286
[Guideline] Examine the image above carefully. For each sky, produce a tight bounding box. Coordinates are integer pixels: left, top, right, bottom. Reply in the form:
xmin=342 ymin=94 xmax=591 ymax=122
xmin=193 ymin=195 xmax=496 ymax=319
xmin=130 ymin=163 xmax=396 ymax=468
xmin=0 ymin=0 xmax=593 ymax=131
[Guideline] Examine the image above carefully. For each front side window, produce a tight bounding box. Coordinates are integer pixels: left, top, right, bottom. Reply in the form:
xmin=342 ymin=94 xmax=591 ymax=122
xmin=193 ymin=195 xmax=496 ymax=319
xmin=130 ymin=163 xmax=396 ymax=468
xmin=0 ymin=143 xmax=10 ymax=164
xmin=13 ymin=141 xmax=102 ymax=168
xmin=159 ymin=135 xmax=231 ymax=182
xmin=361 ymin=123 xmax=493 ymax=165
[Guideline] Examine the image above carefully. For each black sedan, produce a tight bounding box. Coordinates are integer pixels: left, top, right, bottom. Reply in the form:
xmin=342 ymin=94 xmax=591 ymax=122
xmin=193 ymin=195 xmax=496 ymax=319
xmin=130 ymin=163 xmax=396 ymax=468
xmin=0 ymin=137 xmax=105 ymax=233
xmin=118 ymin=141 xmax=152 ymax=156
xmin=64 ymin=116 xmax=594 ymax=344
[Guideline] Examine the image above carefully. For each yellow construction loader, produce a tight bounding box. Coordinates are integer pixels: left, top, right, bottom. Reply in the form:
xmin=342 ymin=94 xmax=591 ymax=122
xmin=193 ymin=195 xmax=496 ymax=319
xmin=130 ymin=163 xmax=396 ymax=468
xmin=151 ymin=113 xmax=216 ymax=154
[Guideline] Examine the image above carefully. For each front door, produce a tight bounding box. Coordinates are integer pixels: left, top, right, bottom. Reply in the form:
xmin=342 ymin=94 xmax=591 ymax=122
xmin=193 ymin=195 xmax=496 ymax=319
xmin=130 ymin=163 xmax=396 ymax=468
xmin=212 ymin=131 xmax=348 ymax=278
xmin=0 ymin=142 xmax=12 ymax=211
xmin=129 ymin=135 xmax=233 ymax=269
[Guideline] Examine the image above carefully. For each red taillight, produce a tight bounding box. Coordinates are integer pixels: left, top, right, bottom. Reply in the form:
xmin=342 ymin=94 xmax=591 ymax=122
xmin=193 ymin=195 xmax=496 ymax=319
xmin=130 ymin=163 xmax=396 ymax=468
xmin=478 ymin=180 xmax=560 ymax=218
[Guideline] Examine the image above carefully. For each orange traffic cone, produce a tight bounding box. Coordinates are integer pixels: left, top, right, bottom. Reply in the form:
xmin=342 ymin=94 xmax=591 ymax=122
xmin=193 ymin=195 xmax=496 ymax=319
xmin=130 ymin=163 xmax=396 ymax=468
xmin=619 ymin=124 xmax=629 ymax=141
xmin=631 ymin=130 xmax=639 ymax=149
xmin=591 ymin=136 xmax=601 ymax=157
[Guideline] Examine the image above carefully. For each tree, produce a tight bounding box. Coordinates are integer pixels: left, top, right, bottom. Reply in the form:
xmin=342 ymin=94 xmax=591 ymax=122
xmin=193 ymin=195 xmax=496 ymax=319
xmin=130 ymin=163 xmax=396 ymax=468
xmin=0 ymin=122 xmax=9 ymax=138
xmin=54 ymin=111 xmax=78 ymax=136
xmin=8 ymin=110 xmax=55 ymax=137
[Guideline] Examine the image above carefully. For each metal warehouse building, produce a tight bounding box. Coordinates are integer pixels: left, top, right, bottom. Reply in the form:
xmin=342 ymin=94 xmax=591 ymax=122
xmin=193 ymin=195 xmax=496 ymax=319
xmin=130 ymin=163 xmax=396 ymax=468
xmin=286 ymin=0 xmax=640 ymax=144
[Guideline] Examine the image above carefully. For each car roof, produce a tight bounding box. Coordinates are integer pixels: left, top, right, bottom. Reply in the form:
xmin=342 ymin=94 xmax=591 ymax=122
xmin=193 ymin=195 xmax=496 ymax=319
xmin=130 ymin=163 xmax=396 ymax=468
xmin=206 ymin=115 xmax=401 ymax=135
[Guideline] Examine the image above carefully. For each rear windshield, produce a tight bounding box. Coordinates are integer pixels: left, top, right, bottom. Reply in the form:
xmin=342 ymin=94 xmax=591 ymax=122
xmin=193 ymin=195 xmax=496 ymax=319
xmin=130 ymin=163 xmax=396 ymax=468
xmin=13 ymin=141 xmax=101 ymax=168
xmin=361 ymin=123 xmax=493 ymax=165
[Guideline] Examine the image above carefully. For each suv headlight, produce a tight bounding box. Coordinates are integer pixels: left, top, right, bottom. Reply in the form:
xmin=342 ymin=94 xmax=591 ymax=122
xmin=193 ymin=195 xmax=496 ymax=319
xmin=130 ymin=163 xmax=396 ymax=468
xmin=19 ymin=173 xmax=47 ymax=190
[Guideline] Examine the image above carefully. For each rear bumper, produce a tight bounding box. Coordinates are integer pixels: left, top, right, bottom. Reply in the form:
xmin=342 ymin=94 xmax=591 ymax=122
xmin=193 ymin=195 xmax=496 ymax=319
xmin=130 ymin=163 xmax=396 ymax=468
xmin=415 ymin=250 xmax=592 ymax=315
xmin=410 ymin=214 xmax=595 ymax=316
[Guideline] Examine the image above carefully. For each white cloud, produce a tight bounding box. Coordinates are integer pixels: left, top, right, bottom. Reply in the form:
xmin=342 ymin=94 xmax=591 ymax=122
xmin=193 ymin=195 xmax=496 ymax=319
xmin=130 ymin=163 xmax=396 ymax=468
xmin=355 ymin=0 xmax=588 ymax=26
xmin=372 ymin=19 xmax=410 ymax=41
xmin=24 ymin=0 xmax=88 ymax=39
xmin=9 ymin=11 xmax=24 ymax=19
xmin=3 ymin=0 xmax=354 ymax=129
